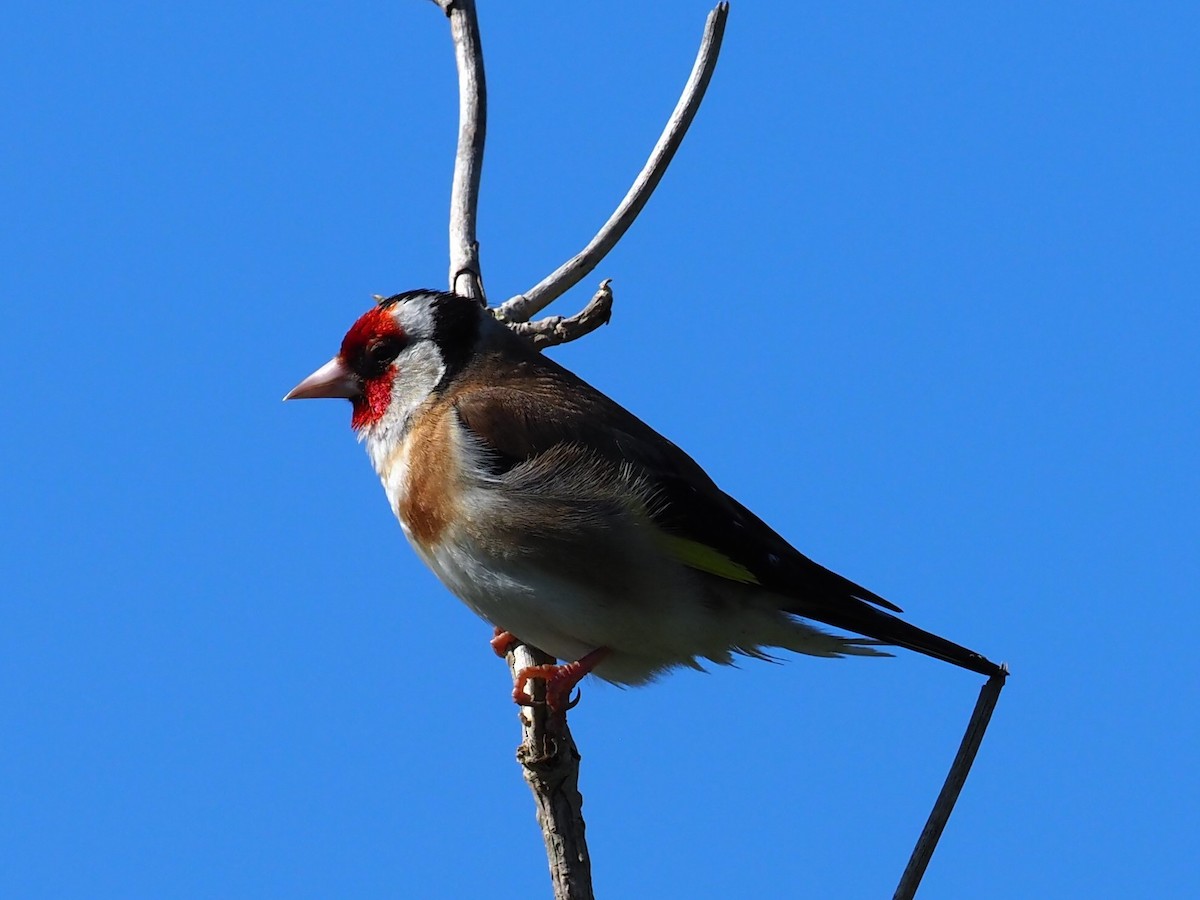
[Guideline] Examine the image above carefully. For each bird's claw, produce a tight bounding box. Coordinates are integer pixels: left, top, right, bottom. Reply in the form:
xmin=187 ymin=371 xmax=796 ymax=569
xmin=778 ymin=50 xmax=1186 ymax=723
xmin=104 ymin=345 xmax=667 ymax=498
xmin=510 ymin=648 xmax=610 ymax=714
xmin=490 ymin=627 xmax=519 ymax=658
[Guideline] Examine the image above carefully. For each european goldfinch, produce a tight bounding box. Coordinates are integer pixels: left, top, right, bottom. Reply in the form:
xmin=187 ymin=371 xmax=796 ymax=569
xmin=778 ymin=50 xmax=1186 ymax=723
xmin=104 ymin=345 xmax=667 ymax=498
xmin=287 ymin=290 xmax=1000 ymax=709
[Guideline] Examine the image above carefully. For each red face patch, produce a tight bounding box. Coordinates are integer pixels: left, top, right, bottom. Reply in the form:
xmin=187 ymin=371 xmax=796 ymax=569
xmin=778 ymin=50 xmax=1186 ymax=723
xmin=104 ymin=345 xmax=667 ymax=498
xmin=340 ymin=306 xmax=404 ymax=360
xmin=350 ymin=368 xmax=396 ymax=430
xmin=339 ymin=306 xmax=406 ymax=431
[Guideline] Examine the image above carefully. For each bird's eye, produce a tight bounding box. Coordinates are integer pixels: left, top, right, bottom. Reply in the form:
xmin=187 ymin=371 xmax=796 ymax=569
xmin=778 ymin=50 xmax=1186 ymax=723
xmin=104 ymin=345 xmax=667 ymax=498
xmin=366 ymin=337 xmax=404 ymax=367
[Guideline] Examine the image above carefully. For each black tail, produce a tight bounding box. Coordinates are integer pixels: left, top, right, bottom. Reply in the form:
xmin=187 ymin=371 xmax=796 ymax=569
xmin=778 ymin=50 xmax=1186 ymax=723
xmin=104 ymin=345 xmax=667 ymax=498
xmin=790 ymin=571 xmax=1003 ymax=677
xmin=828 ymin=601 xmax=1002 ymax=677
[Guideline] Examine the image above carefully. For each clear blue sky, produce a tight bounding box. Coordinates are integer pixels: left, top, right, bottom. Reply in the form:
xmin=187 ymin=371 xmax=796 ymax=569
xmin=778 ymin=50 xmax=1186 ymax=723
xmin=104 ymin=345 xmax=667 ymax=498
xmin=4 ymin=2 xmax=1197 ymax=897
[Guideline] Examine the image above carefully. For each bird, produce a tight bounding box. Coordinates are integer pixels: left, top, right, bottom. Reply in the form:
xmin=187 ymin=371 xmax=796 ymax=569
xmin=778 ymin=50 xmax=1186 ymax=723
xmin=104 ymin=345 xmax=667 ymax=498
xmin=286 ymin=289 xmax=1002 ymax=710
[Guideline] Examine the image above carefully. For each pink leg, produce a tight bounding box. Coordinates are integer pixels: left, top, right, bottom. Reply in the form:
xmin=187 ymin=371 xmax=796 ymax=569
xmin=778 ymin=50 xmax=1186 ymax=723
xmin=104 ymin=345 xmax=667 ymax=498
xmin=490 ymin=627 xmax=519 ymax=658
xmin=513 ymin=648 xmax=612 ymax=713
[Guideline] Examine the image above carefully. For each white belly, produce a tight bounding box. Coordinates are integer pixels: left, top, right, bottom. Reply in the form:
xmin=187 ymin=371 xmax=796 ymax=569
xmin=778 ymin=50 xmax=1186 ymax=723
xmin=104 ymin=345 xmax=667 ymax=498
xmin=406 ymin=523 xmax=854 ymax=687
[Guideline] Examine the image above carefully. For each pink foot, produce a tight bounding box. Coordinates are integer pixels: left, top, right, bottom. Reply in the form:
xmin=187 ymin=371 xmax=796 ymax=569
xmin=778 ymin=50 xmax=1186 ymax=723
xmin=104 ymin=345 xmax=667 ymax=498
xmin=513 ymin=648 xmax=612 ymax=713
xmin=490 ymin=627 xmax=519 ymax=658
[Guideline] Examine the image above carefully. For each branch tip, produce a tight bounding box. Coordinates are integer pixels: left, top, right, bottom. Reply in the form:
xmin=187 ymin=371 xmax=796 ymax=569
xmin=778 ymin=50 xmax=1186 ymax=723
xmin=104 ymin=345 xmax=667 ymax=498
xmin=505 ymin=280 xmax=615 ymax=350
xmin=497 ymin=3 xmax=729 ymax=324
xmin=893 ymin=669 xmax=1008 ymax=900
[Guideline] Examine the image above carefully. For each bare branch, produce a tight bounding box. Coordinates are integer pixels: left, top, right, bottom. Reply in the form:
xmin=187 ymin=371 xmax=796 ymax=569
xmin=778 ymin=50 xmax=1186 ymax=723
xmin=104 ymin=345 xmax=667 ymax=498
xmin=894 ymin=666 xmax=1009 ymax=900
xmin=496 ymin=2 xmax=730 ymax=324
xmin=435 ymin=0 xmax=487 ymax=303
xmin=433 ymin=4 xmax=594 ymax=896
xmin=506 ymin=643 xmax=595 ymax=900
xmin=507 ymin=280 xmax=614 ymax=349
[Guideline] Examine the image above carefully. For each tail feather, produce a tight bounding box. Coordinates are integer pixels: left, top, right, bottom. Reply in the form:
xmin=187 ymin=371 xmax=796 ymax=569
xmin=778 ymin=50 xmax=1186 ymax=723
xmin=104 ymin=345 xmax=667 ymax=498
xmin=830 ymin=602 xmax=1000 ymax=676
xmin=789 ymin=581 xmax=1002 ymax=677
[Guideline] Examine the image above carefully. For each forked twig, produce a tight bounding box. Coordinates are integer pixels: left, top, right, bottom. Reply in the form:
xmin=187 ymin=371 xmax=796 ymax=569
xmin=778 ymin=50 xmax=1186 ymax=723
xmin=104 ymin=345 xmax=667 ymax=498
xmin=507 ymin=280 xmax=614 ymax=349
xmin=894 ymin=667 xmax=1009 ymax=899
xmin=496 ymin=2 xmax=730 ymax=326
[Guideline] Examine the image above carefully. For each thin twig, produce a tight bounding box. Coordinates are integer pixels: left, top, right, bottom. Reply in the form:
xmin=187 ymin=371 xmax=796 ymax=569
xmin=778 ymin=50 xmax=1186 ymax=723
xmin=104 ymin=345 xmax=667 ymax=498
xmin=432 ymin=3 xmax=595 ymax=896
xmin=894 ymin=666 xmax=1009 ymax=900
xmin=506 ymin=643 xmax=595 ymax=900
xmin=495 ymin=2 xmax=730 ymax=325
xmin=435 ymin=0 xmax=487 ymax=303
xmin=507 ymin=280 xmax=614 ymax=350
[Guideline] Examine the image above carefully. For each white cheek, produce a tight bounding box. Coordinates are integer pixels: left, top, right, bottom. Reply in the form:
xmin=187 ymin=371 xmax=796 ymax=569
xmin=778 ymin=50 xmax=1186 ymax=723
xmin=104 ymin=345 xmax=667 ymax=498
xmin=361 ymin=343 xmax=446 ymax=474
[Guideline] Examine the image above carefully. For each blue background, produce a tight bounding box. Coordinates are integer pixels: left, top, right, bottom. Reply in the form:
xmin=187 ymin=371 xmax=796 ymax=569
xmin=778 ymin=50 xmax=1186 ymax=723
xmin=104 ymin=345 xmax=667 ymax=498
xmin=4 ymin=2 xmax=1197 ymax=897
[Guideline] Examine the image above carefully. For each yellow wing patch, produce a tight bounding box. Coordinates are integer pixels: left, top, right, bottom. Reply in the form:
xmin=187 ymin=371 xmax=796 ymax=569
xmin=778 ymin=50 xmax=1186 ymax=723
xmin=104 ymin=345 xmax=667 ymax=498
xmin=658 ymin=533 xmax=760 ymax=585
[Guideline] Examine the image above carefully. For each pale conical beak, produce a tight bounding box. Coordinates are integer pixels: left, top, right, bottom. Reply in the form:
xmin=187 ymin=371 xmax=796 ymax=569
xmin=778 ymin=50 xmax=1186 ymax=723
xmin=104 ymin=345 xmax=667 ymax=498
xmin=284 ymin=357 xmax=361 ymax=401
